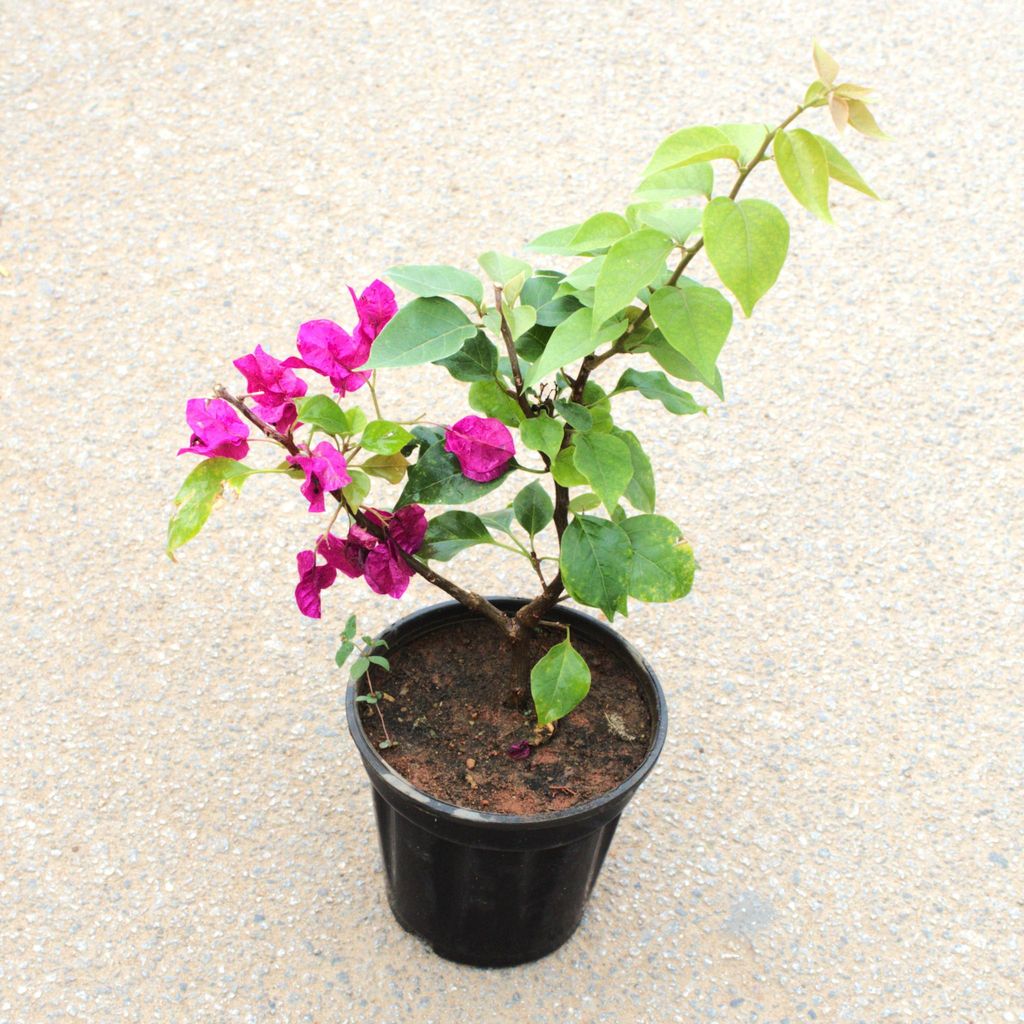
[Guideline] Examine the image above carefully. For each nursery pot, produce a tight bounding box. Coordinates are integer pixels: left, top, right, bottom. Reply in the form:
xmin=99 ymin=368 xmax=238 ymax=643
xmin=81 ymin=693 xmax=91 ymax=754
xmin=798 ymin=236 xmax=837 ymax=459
xmin=345 ymin=597 xmax=667 ymax=968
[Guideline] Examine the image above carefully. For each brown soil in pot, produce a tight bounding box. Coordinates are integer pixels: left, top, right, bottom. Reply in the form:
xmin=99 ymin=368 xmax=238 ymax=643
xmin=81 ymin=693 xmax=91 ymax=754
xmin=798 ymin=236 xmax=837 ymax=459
xmin=357 ymin=618 xmax=652 ymax=814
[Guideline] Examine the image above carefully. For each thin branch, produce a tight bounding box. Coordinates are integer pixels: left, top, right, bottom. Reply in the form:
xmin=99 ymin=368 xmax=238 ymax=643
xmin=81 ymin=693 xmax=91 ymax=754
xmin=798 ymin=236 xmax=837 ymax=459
xmin=493 ymin=284 xmax=534 ymax=419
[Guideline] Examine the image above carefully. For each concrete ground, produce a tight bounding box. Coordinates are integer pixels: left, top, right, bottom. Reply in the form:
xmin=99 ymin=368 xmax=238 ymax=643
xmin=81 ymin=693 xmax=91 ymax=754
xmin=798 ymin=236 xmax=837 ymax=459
xmin=2 ymin=2 xmax=1021 ymax=1021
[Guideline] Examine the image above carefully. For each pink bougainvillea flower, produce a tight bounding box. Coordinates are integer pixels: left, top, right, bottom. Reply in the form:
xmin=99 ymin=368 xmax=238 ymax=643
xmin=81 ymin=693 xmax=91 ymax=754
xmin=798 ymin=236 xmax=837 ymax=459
xmin=177 ymin=398 xmax=250 ymax=460
xmin=233 ymin=344 xmax=307 ymax=431
xmin=364 ymin=544 xmax=414 ymax=599
xmin=287 ymin=441 xmax=352 ymax=513
xmin=288 ymin=319 xmax=372 ymax=396
xmin=507 ymin=740 xmax=532 ymax=761
xmin=294 ymin=549 xmax=337 ymax=619
xmin=349 ymin=279 xmax=397 ymax=348
xmin=317 ymin=526 xmax=375 ymax=580
xmin=444 ymin=415 xmax=516 ymax=482
xmin=363 ymin=505 xmax=428 ymax=555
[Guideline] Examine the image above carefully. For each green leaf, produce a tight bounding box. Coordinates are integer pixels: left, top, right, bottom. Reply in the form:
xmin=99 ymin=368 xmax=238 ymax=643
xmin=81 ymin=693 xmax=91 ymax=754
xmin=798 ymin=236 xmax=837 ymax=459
xmin=420 ymin=510 xmax=494 ymax=561
xmin=514 ymin=324 xmax=551 ymax=363
xmin=513 ymin=481 xmax=554 ymax=536
xmin=350 ymin=656 xmax=369 ymax=681
xmin=343 ymin=614 xmax=358 ymax=641
xmin=525 ymin=224 xmax=582 ymax=254
xmin=804 ymin=80 xmax=829 ymax=107
xmin=613 ymin=427 xmax=656 ymax=513
xmin=566 ymin=212 xmax=631 ymax=253
xmin=638 ymin=329 xmax=725 ymax=400
xmin=718 ymin=123 xmax=770 ymax=166
xmin=386 ymin=264 xmax=484 ymax=308
xmin=364 ymin=297 xmax=476 ymax=368
xmin=612 ymin=368 xmax=705 ymax=415
xmin=360 ymin=453 xmax=408 ymax=483
xmin=398 ymin=441 xmax=510 ymax=506
xmin=552 ymin=447 xmax=588 ymax=487
xmin=335 ymin=639 xmax=355 ymax=668
xmin=167 ymin=458 xmax=258 ymax=557
xmin=592 ymin=229 xmax=673 ymax=330
xmin=294 ymin=394 xmax=354 ymax=436
xmin=813 ymin=135 xmax=879 ymax=199
xmin=553 ymin=399 xmax=593 ymax=432
xmin=531 ymin=635 xmax=592 ymax=726
xmin=774 ymin=129 xmax=832 ymax=223
xmin=633 ymin=163 xmax=714 ymax=202
xmin=847 ymin=99 xmax=887 ymax=139
xmin=433 ymin=332 xmax=499 ymax=382
xmin=506 ymin=304 xmax=536 ymax=341
xmin=367 ymin=654 xmax=390 ymax=670
xmin=563 ymin=257 xmax=605 ymax=291
xmin=560 ymin=515 xmax=632 ymax=620
xmin=360 ymin=420 xmax=415 ymax=455
xmin=621 ymin=514 xmax=695 ymax=602
xmin=468 ymin=380 xmax=524 ymax=427
xmin=478 ymin=508 xmax=516 ymax=535
xmin=633 ymin=206 xmax=702 ymax=244
xmin=478 ymin=251 xmax=533 ymax=285
xmin=702 ymin=197 xmax=789 ymax=317
xmin=643 ymin=125 xmax=740 ymax=178
xmin=342 ymin=468 xmax=371 ymax=509
xmin=649 ymin=280 xmax=733 ymax=387
xmin=568 ymin=492 xmax=601 ymax=513
xmin=523 ymin=306 xmax=626 ymax=388
xmin=521 ymin=272 xmax=578 ymax=327
xmin=572 ymin=432 xmax=633 ymax=514
xmin=519 ymin=413 xmax=564 ymax=460
xmin=580 ymin=380 xmax=614 ymax=433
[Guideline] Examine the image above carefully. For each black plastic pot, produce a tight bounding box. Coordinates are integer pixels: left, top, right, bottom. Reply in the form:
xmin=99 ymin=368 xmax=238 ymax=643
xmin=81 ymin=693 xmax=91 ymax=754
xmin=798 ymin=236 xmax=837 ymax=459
xmin=345 ymin=597 xmax=667 ymax=967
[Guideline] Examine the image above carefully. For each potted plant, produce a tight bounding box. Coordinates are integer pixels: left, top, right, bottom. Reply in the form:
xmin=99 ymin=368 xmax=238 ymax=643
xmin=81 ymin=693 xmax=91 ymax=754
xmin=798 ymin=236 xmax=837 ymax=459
xmin=168 ymin=44 xmax=883 ymax=967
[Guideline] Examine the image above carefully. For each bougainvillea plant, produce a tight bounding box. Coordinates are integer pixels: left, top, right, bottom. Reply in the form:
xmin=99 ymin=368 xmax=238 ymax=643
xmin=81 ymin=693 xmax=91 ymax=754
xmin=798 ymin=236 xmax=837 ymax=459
xmin=169 ymin=45 xmax=882 ymax=733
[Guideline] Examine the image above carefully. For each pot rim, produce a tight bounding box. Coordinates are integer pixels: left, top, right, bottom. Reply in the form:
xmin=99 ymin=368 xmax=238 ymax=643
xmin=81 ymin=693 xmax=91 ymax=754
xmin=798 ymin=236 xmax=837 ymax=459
xmin=345 ymin=596 xmax=667 ymax=831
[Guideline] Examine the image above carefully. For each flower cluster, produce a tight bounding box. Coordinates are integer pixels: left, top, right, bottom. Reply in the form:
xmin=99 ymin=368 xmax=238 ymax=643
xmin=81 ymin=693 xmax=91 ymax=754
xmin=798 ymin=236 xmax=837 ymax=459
xmin=175 ymin=280 xmax=516 ymax=620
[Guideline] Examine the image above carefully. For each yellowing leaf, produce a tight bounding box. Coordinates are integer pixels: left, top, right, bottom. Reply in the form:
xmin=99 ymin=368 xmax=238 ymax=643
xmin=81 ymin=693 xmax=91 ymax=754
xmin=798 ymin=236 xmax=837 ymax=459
xmin=813 ymin=41 xmax=839 ymax=86
xmin=847 ymin=100 xmax=888 ymax=139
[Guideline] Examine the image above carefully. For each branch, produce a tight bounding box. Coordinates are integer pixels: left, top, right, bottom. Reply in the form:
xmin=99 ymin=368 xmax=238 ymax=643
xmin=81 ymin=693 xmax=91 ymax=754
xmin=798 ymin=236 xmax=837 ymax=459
xmin=213 ymin=386 xmax=300 ymax=456
xmin=493 ymin=284 xmax=534 ymax=419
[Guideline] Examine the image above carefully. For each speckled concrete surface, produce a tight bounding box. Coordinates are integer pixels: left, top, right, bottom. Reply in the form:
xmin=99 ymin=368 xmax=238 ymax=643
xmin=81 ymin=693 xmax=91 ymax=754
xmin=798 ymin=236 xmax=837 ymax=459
xmin=2 ymin=2 xmax=1022 ymax=1022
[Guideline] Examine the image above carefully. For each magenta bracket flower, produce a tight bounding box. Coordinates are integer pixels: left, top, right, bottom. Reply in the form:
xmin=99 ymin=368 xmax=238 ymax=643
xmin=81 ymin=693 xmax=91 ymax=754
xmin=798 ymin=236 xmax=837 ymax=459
xmin=349 ymin=279 xmax=397 ymax=348
xmin=177 ymin=398 xmax=250 ymax=460
xmin=287 ymin=441 xmax=352 ymax=513
xmin=444 ymin=415 xmax=516 ymax=482
xmin=233 ymin=345 xmax=307 ymax=431
xmin=294 ymin=549 xmax=337 ymax=619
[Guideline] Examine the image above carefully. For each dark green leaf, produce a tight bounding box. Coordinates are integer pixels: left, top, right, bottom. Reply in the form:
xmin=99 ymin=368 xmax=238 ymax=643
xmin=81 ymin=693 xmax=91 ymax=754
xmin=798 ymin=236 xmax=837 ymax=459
xmin=621 ymin=514 xmax=695 ymax=602
xmin=434 ymin=331 xmax=499 ymax=382
xmin=613 ymin=427 xmax=656 ymax=513
xmin=386 ymin=264 xmax=484 ymax=308
xmin=553 ymin=399 xmax=593 ymax=432
xmin=398 ymin=441 xmax=511 ymax=506
xmin=560 ymin=515 xmax=632 ymax=619
xmin=420 ymin=510 xmax=495 ymax=561
xmin=612 ymin=368 xmax=705 ymax=415
xmin=531 ymin=635 xmax=592 ymax=725
xmin=364 ymin=297 xmax=477 ymax=368
xmin=468 ymin=380 xmax=524 ymax=427
xmin=167 ymin=458 xmax=258 ymax=557
xmin=360 ymin=453 xmax=408 ymax=484
xmin=513 ymin=481 xmax=554 ymax=536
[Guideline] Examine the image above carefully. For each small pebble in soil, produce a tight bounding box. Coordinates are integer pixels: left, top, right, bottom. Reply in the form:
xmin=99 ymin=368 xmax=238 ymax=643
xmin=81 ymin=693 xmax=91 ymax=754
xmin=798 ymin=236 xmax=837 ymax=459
xmin=465 ymin=757 xmax=476 ymax=769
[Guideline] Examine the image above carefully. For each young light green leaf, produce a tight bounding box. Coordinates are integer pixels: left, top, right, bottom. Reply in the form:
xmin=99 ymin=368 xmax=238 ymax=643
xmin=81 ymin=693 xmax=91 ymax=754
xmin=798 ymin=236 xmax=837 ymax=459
xmin=613 ymin=428 xmax=656 ymax=513
xmin=568 ymin=492 xmax=601 ymax=513
xmin=633 ymin=163 xmax=714 ymax=202
xmin=434 ymin=331 xmax=499 ymax=382
xmin=360 ymin=453 xmax=408 ymax=484
xmin=519 ymin=413 xmax=564 ymax=460
xmin=643 ymin=126 xmax=740 ymax=178
xmin=398 ymin=441 xmax=511 ymax=506
xmin=468 ymin=380 xmax=524 ymax=427
xmin=621 ymin=514 xmax=695 ymax=602
xmin=572 ymin=432 xmax=633 ymax=514
xmin=567 ymin=212 xmax=631 ymax=254
xmin=478 ymin=251 xmax=533 ymax=284
xmin=364 ymin=297 xmax=476 ymax=368
xmin=635 ymin=206 xmax=702 ymax=244
xmin=386 ymin=264 xmax=484 ymax=308
xmin=560 ymin=515 xmax=632 ymax=620
xmin=523 ymin=306 xmax=627 ymax=388
xmin=612 ymin=368 xmax=705 ymax=415
xmin=342 ymin=468 xmax=371 ymax=510
xmin=774 ymin=129 xmax=832 ymax=223
xmin=718 ymin=123 xmax=770 ymax=166
xmin=167 ymin=458 xmax=258 ymax=557
xmin=649 ymin=280 xmax=733 ymax=385
xmin=702 ymin=197 xmax=789 ymax=317
xmin=420 ymin=510 xmax=495 ymax=561
xmin=592 ymin=229 xmax=673 ymax=331
xmin=360 ymin=420 xmax=415 ymax=455
xmin=638 ymin=330 xmax=725 ymax=400
xmin=803 ymin=80 xmax=829 ymax=107
xmin=513 ymin=481 xmax=554 ymax=536
xmin=506 ymin=304 xmax=536 ymax=341
xmin=812 ymin=135 xmax=879 ymax=199
xmin=563 ymin=257 xmax=605 ymax=291
xmin=846 ymin=99 xmax=888 ymax=139
xmin=531 ymin=635 xmax=592 ymax=726
xmin=813 ymin=40 xmax=839 ymax=86
xmin=294 ymin=394 xmax=354 ymax=436
xmin=525 ymin=224 xmax=582 ymax=254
